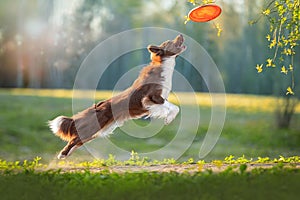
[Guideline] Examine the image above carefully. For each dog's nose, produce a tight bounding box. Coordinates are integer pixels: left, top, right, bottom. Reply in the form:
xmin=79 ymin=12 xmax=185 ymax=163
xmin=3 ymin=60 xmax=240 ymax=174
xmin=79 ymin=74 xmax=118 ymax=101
xmin=174 ymin=34 xmax=184 ymax=45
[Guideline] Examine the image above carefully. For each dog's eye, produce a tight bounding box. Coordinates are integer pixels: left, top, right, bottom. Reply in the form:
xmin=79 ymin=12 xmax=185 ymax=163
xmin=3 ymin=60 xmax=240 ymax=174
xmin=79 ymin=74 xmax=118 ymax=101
xmin=156 ymin=49 xmax=164 ymax=56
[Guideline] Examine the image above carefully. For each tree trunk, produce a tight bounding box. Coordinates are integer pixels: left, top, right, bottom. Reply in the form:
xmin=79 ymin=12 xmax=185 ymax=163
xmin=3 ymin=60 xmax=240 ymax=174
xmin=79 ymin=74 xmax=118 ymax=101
xmin=275 ymin=96 xmax=298 ymax=129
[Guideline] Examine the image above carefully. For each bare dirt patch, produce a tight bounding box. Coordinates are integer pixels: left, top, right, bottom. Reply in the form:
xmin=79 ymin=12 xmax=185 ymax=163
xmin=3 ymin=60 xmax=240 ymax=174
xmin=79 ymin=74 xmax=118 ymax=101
xmin=53 ymin=163 xmax=300 ymax=174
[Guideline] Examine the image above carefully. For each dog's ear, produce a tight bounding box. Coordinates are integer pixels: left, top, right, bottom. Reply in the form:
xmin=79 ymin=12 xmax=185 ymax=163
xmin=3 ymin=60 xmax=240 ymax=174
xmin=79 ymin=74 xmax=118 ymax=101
xmin=147 ymin=45 xmax=164 ymax=56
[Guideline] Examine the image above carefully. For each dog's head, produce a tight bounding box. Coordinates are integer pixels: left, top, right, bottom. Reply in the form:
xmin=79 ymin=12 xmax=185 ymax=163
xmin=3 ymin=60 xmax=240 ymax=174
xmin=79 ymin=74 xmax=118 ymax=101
xmin=148 ymin=34 xmax=186 ymax=61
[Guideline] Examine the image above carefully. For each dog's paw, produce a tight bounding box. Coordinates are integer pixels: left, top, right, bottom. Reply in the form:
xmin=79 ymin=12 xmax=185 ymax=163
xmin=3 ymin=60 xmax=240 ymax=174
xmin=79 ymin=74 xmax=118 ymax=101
xmin=164 ymin=106 xmax=179 ymax=125
xmin=164 ymin=114 xmax=176 ymax=125
xmin=57 ymin=153 xmax=66 ymax=159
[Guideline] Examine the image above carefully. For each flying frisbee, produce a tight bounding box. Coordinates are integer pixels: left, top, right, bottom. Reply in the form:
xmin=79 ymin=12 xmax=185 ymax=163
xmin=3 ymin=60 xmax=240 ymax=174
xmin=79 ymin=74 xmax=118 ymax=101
xmin=188 ymin=4 xmax=222 ymax=22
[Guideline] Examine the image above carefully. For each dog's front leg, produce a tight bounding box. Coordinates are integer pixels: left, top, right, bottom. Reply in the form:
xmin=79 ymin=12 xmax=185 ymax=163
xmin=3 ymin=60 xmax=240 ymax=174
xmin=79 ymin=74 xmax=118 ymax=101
xmin=163 ymin=100 xmax=179 ymax=125
xmin=145 ymin=95 xmax=179 ymax=124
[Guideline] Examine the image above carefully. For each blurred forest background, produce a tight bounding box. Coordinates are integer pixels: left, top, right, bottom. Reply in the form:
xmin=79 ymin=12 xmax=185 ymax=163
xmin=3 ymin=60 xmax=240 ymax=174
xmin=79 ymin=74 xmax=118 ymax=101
xmin=0 ymin=0 xmax=300 ymax=161
xmin=0 ymin=0 xmax=299 ymax=95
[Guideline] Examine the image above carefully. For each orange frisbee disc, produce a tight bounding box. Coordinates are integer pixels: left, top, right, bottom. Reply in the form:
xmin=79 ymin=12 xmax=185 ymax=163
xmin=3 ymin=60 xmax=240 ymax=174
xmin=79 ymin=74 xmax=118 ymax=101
xmin=188 ymin=4 xmax=222 ymax=22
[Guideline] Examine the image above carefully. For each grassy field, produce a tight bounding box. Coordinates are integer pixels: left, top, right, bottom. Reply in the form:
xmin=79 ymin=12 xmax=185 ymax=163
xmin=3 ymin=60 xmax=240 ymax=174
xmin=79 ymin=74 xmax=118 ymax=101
xmin=0 ymin=88 xmax=299 ymax=162
xmin=1 ymin=88 xmax=300 ymax=199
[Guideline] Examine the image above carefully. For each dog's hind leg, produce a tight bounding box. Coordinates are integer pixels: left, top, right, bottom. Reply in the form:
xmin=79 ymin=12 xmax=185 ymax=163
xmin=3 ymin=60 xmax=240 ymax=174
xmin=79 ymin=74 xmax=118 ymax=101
xmin=57 ymin=137 xmax=83 ymax=159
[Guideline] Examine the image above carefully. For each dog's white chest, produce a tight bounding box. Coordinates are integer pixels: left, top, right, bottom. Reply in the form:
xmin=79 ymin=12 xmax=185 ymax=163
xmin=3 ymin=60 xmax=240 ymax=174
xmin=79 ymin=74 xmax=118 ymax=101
xmin=161 ymin=57 xmax=175 ymax=99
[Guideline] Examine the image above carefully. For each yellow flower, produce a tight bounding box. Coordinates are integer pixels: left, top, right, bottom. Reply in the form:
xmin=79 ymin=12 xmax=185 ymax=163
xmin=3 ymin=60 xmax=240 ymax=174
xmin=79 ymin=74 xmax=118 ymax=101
xmin=189 ymin=0 xmax=196 ymax=5
xmin=281 ymin=36 xmax=288 ymax=45
xmin=269 ymin=38 xmax=276 ymax=49
xmin=184 ymin=16 xmax=190 ymax=24
xmin=266 ymin=58 xmax=273 ymax=67
xmin=281 ymin=66 xmax=288 ymax=74
xmin=262 ymin=9 xmax=271 ymax=16
xmin=286 ymin=87 xmax=294 ymax=95
xmin=289 ymin=64 xmax=293 ymax=71
xmin=256 ymin=64 xmax=263 ymax=73
xmin=202 ymin=0 xmax=214 ymax=4
xmin=215 ymin=23 xmax=222 ymax=37
xmin=283 ymin=48 xmax=292 ymax=55
xmin=197 ymin=162 xmax=203 ymax=172
xmin=266 ymin=34 xmax=271 ymax=41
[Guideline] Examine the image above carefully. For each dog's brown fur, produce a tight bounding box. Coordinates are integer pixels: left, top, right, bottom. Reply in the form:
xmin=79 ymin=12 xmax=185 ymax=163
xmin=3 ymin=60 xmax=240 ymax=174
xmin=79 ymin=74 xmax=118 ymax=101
xmin=49 ymin=34 xmax=186 ymax=159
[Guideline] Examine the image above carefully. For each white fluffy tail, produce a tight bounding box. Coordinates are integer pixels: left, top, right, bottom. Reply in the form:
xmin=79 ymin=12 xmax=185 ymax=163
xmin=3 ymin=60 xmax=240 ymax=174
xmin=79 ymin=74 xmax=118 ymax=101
xmin=48 ymin=116 xmax=65 ymax=134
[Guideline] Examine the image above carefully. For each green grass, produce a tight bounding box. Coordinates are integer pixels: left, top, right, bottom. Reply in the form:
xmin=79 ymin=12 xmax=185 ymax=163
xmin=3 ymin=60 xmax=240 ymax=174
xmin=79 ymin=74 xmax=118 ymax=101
xmin=1 ymin=89 xmax=300 ymax=199
xmin=1 ymin=156 xmax=300 ymax=200
xmin=0 ymin=88 xmax=299 ymax=163
xmin=0 ymin=94 xmax=73 ymax=161
xmin=1 ymin=168 xmax=299 ymax=200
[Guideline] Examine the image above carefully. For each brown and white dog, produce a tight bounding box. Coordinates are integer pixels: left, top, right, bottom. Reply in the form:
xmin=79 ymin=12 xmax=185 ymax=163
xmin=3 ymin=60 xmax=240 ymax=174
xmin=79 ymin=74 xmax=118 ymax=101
xmin=49 ymin=34 xmax=186 ymax=159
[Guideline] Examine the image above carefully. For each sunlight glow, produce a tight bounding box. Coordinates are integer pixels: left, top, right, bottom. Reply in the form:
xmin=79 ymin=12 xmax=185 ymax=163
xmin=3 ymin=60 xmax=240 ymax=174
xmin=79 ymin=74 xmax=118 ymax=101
xmin=51 ymin=0 xmax=83 ymax=27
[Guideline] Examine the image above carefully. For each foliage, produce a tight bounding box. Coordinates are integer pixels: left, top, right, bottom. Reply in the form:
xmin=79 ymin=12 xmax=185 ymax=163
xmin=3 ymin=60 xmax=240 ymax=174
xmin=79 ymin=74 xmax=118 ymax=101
xmin=223 ymin=155 xmax=300 ymax=164
xmin=1 ymin=168 xmax=300 ymax=200
xmin=253 ymin=0 xmax=300 ymax=95
xmin=49 ymin=151 xmax=179 ymax=170
xmin=1 ymin=156 xmax=300 ymax=199
xmin=0 ymin=157 xmax=44 ymax=174
xmin=1 ymin=155 xmax=300 ymax=173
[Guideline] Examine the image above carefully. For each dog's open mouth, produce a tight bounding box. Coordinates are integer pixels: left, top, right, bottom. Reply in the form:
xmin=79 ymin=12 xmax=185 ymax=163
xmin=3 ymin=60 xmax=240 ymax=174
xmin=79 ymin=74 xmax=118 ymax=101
xmin=174 ymin=34 xmax=185 ymax=48
xmin=173 ymin=34 xmax=186 ymax=52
